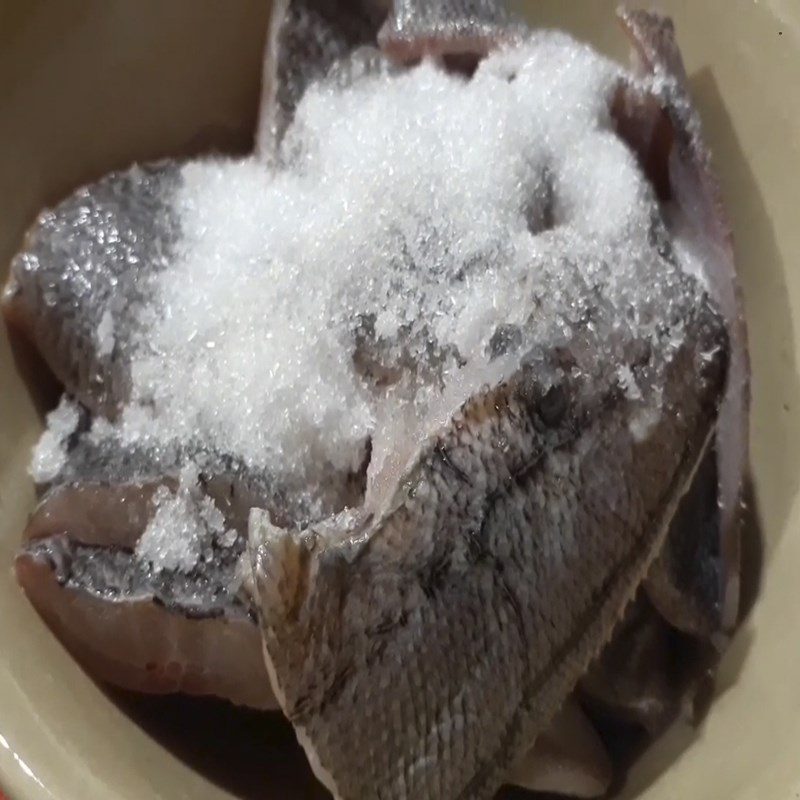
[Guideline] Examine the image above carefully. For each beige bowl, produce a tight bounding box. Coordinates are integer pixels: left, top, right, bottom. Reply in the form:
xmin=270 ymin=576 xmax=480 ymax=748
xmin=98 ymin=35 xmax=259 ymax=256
xmin=1 ymin=2 xmax=798 ymax=798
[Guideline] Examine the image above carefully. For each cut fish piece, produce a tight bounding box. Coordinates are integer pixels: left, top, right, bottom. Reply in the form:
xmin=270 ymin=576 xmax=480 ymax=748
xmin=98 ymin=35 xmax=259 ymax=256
xmin=614 ymin=9 xmax=750 ymax=637
xmin=250 ymin=281 xmax=726 ymax=798
xmin=16 ymin=536 xmax=274 ymax=710
xmin=17 ymin=469 xmax=274 ymax=709
xmin=2 ymin=163 xmax=182 ymax=418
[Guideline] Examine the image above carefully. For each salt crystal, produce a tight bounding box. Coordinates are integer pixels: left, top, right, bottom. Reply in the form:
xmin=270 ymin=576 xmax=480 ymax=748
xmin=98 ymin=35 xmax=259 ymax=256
xmin=136 ymin=467 xmax=227 ymax=573
xmin=617 ymin=365 xmax=642 ymax=401
xmin=96 ymin=308 xmax=115 ymax=357
xmin=29 ymin=397 xmax=80 ymax=483
xmin=219 ymin=529 xmax=239 ymax=549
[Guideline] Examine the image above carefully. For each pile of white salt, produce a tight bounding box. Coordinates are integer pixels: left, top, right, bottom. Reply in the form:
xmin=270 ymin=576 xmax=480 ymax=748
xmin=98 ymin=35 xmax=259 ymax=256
xmin=31 ymin=32 xmax=687 ymax=573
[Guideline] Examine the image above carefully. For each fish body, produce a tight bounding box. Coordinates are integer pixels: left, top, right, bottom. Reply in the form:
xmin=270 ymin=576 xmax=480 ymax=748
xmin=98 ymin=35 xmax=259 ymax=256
xmin=3 ymin=163 xmax=181 ymax=417
xmin=250 ymin=250 xmax=726 ymax=799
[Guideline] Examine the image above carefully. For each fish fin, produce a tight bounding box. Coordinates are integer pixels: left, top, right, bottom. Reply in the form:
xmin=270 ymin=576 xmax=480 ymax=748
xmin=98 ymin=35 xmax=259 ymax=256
xmin=248 ymin=509 xmax=314 ymax=634
xmin=378 ymin=0 xmax=527 ymax=64
xmin=248 ymin=508 xmax=350 ymax=797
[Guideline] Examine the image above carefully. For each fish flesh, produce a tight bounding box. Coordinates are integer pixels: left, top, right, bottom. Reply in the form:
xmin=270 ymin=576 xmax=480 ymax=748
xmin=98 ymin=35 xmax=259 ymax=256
xmin=14 ymin=426 xmax=276 ymax=709
xmin=2 ymin=1 xmax=750 ymax=798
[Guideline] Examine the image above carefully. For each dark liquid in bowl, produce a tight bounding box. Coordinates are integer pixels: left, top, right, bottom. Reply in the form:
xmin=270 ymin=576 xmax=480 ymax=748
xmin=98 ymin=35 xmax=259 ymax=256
xmin=110 ymin=690 xmax=331 ymax=800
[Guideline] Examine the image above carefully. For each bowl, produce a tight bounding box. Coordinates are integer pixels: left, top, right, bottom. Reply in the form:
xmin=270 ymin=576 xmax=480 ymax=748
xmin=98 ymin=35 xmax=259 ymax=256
xmin=1 ymin=1 xmax=798 ymax=798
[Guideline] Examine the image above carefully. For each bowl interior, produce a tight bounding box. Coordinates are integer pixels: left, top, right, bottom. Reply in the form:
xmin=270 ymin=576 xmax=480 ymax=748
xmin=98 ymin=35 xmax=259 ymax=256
xmin=1 ymin=2 xmax=799 ymax=799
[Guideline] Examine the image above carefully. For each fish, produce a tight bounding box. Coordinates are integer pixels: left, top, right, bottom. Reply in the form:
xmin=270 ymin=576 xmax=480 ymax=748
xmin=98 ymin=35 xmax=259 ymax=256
xmin=15 ymin=424 xmax=615 ymax=797
xmin=14 ymin=418 xmax=371 ymax=709
xmin=2 ymin=163 xmax=182 ymax=418
xmin=14 ymin=425 xmax=277 ymax=709
xmin=248 ymin=274 xmax=726 ymax=799
xmin=16 ymin=534 xmax=274 ymax=710
xmin=2 ymin=2 xmax=749 ymax=799
xmin=243 ymin=4 xmax=737 ymax=800
xmin=614 ymin=9 xmax=750 ymax=640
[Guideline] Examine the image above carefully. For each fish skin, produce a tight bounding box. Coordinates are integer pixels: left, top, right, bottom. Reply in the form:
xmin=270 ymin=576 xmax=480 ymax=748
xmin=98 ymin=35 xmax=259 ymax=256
xmin=378 ymin=0 xmax=526 ymax=63
xmin=1 ymin=163 xmax=182 ymax=418
xmin=250 ymin=271 xmax=727 ymax=799
xmin=615 ymin=10 xmax=751 ymax=637
xmin=257 ymin=0 xmax=387 ymax=157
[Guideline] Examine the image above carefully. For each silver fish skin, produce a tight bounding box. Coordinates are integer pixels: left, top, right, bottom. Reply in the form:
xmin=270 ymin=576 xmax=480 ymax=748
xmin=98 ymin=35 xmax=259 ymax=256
xmin=257 ymin=0 xmax=387 ymax=156
xmin=2 ymin=163 xmax=181 ymax=418
xmin=379 ymin=0 xmax=527 ymax=62
xmin=250 ymin=260 xmax=727 ymax=799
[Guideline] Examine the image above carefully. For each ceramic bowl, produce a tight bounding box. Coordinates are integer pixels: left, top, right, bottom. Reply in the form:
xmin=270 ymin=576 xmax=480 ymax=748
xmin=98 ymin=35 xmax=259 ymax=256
xmin=1 ymin=2 xmax=798 ymax=798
